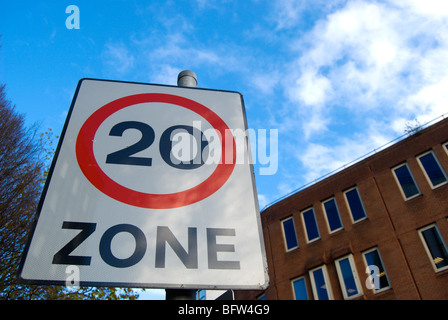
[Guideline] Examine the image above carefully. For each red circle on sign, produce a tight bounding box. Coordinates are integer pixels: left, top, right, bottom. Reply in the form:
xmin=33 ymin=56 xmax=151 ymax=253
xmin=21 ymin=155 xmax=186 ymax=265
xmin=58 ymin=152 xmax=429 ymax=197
xmin=76 ymin=93 xmax=236 ymax=209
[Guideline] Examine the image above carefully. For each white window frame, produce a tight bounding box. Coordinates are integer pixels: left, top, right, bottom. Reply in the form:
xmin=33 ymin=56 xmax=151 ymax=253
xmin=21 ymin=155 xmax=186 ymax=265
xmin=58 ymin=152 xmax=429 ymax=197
xmin=344 ymin=186 xmax=368 ymax=224
xmin=300 ymin=207 xmax=320 ymax=243
xmin=417 ymin=150 xmax=448 ymax=189
xmin=443 ymin=141 xmax=448 ymax=157
xmin=391 ymin=162 xmax=421 ymax=200
xmin=281 ymin=216 xmax=299 ymax=252
xmin=322 ymin=197 xmax=344 ymax=233
xmin=418 ymin=223 xmax=448 ymax=272
xmin=335 ymin=254 xmax=364 ymax=300
xmin=308 ymin=265 xmax=333 ymax=300
xmin=362 ymin=247 xmax=391 ymax=294
xmin=257 ymin=293 xmax=266 ymax=300
xmin=291 ymin=276 xmax=308 ymax=300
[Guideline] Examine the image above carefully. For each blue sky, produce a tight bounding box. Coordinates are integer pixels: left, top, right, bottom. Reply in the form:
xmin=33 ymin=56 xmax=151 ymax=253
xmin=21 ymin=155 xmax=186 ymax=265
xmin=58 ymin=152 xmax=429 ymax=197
xmin=2 ymin=0 xmax=448 ymax=299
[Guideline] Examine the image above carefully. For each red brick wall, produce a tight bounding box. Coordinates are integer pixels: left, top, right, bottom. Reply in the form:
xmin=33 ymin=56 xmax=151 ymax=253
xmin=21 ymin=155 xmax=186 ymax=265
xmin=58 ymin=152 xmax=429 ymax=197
xmin=235 ymin=118 xmax=448 ymax=300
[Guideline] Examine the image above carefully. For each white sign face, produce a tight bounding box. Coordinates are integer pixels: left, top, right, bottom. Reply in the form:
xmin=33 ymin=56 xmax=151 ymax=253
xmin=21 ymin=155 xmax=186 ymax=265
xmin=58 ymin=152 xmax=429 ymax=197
xmin=19 ymin=78 xmax=269 ymax=290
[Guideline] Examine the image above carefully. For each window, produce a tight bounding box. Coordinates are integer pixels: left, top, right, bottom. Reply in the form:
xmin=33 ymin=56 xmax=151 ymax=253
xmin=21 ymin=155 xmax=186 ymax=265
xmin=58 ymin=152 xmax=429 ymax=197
xmin=291 ymin=276 xmax=308 ymax=300
xmin=301 ymin=207 xmax=320 ymax=243
xmin=335 ymin=254 xmax=363 ymax=299
xmin=417 ymin=150 xmax=448 ymax=189
xmin=309 ymin=265 xmax=333 ymax=300
xmin=344 ymin=187 xmax=367 ymax=223
xmin=363 ymin=247 xmax=391 ymax=293
xmin=281 ymin=217 xmax=298 ymax=251
xmin=257 ymin=294 xmax=266 ymax=300
xmin=418 ymin=224 xmax=448 ymax=272
xmin=322 ymin=197 xmax=343 ymax=233
xmin=196 ymin=290 xmax=206 ymax=300
xmin=392 ymin=163 xmax=421 ymax=200
xmin=443 ymin=142 xmax=448 ymax=156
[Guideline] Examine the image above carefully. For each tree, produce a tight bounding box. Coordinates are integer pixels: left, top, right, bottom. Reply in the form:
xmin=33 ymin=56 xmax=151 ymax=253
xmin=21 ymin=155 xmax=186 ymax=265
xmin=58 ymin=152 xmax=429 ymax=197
xmin=0 ymin=84 xmax=45 ymax=299
xmin=0 ymin=84 xmax=140 ymax=299
xmin=404 ymin=118 xmax=422 ymax=136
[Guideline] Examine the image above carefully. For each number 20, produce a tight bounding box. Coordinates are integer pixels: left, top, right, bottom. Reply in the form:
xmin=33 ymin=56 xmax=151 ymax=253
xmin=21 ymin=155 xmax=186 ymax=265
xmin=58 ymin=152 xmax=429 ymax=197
xmin=105 ymin=121 xmax=209 ymax=170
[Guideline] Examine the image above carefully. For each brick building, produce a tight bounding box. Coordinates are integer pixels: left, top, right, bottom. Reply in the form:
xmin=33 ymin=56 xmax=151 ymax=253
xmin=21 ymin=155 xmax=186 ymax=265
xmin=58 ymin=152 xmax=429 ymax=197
xmin=235 ymin=116 xmax=448 ymax=300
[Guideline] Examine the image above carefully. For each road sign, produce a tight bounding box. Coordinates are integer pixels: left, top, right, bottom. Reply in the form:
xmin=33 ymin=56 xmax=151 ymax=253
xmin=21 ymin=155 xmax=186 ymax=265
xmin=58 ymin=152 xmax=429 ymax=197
xmin=19 ymin=78 xmax=269 ymax=290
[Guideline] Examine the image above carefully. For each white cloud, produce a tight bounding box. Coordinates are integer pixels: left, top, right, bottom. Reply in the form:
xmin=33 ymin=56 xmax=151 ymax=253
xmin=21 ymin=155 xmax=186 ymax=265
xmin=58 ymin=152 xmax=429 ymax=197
xmin=302 ymin=112 xmax=330 ymax=141
xmin=150 ymin=64 xmax=182 ymax=86
xmin=272 ymin=0 xmax=306 ymax=30
xmin=150 ymin=40 xmax=220 ymax=67
xmin=403 ymin=77 xmax=448 ymax=124
xmin=292 ymin=1 xmax=408 ymax=104
xmin=250 ymin=71 xmax=280 ymax=95
xmin=133 ymin=22 xmax=248 ymax=86
xmin=271 ymin=0 xmax=347 ymax=30
xmin=296 ymin=122 xmax=393 ymax=183
xmin=392 ymin=0 xmax=448 ymax=18
xmin=293 ymin=70 xmax=332 ymax=107
xmin=260 ymin=1 xmax=448 ymax=202
xmin=102 ymin=43 xmax=135 ymax=74
xmin=281 ymin=0 xmax=448 ymax=140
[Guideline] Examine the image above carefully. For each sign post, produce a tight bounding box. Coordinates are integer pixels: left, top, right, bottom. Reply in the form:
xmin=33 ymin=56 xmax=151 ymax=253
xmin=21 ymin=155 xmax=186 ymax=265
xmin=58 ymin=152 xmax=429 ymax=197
xmin=19 ymin=72 xmax=268 ymax=293
xmin=165 ymin=70 xmax=199 ymax=301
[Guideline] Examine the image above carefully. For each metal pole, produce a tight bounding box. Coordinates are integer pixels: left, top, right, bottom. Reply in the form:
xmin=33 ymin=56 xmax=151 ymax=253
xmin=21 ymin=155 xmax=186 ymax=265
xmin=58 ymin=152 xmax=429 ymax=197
xmin=164 ymin=70 xmax=198 ymax=301
xmin=165 ymin=288 xmax=197 ymax=300
xmin=177 ymin=70 xmax=198 ymax=87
